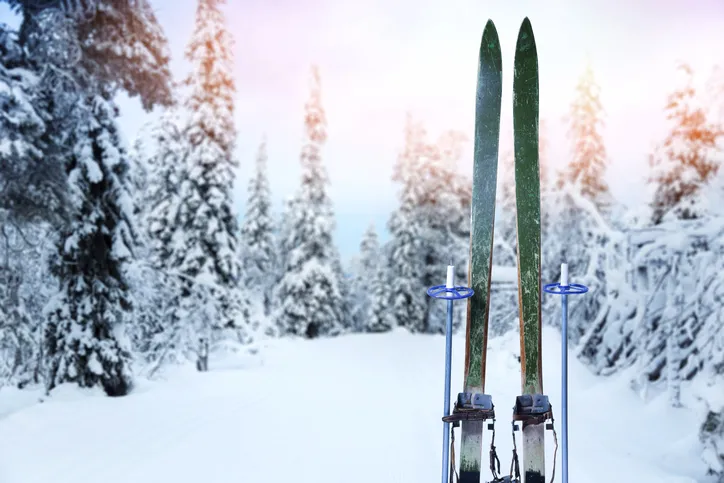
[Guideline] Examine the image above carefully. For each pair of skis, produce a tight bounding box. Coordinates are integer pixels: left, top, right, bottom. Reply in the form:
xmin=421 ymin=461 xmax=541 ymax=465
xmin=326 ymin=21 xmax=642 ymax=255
xmin=458 ymin=17 xmax=552 ymax=483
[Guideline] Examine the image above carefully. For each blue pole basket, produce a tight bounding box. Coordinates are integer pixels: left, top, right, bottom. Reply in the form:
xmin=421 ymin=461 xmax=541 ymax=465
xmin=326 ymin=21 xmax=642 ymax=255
xmin=543 ymin=283 xmax=589 ymax=296
xmin=426 ymin=285 xmax=474 ymax=300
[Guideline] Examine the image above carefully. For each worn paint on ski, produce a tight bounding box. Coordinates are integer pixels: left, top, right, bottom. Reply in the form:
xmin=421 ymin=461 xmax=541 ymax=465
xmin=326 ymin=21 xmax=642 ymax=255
xmin=513 ymin=17 xmax=544 ymax=483
xmin=460 ymin=19 xmax=502 ymax=483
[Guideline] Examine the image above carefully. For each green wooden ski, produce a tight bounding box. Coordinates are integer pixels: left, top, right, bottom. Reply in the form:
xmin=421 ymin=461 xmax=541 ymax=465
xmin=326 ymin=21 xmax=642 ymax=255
xmin=460 ymin=19 xmax=502 ymax=483
xmin=513 ymin=17 xmax=545 ymax=483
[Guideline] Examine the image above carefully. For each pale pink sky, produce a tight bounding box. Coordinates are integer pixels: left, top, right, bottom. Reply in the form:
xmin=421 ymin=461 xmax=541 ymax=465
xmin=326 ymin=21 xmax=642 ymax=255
xmin=2 ymin=0 xmax=723 ymax=258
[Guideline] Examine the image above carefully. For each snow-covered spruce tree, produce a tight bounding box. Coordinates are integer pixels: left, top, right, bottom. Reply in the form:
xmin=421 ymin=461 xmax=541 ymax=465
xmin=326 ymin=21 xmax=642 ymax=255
xmin=649 ymin=63 xmax=724 ymax=225
xmin=349 ymin=223 xmax=380 ymax=332
xmin=240 ymin=138 xmax=277 ymax=323
xmin=22 ymin=1 xmax=173 ymax=395
xmin=274 ymin=66 xmax=345 ymax=338
xmin=173 ymin=0 xmax=253 ymax=369
xmin=44 ymin=96 xmax=136 ymax=396
xmin=557 ymin=62 xmax=612 ymax=213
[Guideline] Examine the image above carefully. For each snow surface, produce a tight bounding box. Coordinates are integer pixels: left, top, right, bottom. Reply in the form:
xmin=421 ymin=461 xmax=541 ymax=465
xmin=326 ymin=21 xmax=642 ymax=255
xmin=0 ymin=327 xmax=707 ymax=483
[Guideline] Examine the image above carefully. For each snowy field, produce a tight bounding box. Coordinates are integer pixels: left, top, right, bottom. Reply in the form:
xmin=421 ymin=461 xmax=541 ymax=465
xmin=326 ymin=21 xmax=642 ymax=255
xmin=0 ymin=327 xmax=707 ymax=483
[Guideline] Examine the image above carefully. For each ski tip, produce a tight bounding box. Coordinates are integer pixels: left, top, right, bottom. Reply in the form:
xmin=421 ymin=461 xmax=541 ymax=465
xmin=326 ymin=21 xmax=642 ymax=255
xmin=480 ymin=18 xmax=502 ymax=68
xmin=515 ymin=17 xmax=536 ymax=55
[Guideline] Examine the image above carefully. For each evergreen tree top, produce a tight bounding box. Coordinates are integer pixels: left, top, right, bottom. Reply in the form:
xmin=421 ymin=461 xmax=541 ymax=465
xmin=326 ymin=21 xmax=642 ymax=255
xmin=184 ymin=0 xmax=236 ymax=158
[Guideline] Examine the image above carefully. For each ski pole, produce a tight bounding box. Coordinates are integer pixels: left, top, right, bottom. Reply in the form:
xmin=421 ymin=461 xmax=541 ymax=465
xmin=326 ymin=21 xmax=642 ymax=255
xmin=426 ymin=265 xmax=474 ymax=483
xmin=442 ymin=265 xmax=454 ymax=483
xmin=543 ymin=263 xmax=588 ymax=483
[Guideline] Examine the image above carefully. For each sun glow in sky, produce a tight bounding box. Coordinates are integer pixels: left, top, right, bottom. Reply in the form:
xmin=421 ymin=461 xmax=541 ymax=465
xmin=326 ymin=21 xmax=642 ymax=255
xmin=2 ymin=0 xmax=724 ymax=259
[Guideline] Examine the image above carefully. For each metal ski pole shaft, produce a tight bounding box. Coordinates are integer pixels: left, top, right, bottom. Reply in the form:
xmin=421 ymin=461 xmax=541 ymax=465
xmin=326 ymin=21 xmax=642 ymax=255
xmin=442 ymin=265 xmax=455 ymax=483
xmin=426 ymin=265 xmax=474 ymax=483
xmin=560 ymin=263 xmax=569 ymax=483
xmin=543 ymin=263 xmax=588 ymax=483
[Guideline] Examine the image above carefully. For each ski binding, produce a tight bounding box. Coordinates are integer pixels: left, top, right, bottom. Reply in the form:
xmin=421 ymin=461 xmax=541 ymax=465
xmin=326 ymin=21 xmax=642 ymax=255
xmin=512 ymin=394 xmax=554 ymax=429
xmin=443 ymin=392 xmax=495 ymax=427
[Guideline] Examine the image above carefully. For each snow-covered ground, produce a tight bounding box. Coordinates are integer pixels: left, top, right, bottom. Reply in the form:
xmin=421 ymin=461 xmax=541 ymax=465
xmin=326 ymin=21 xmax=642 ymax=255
xmin=0 ymin=327 xmax=707 ymax=483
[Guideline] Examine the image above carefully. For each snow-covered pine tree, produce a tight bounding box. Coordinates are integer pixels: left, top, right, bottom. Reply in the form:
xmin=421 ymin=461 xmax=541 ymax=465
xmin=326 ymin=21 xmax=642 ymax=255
xmin=177 ymin=0 xmax=252 ymax=368
xmin=44 ymin=95 xmax=136 ymax=396
xmin=240 ymin=138 xmax=276 ymax=321
xmin=558 ymin=62 xmax=612 ymax=213
xmin=350 ymin=223 xmax=380 ymax=332
xmin=649 ymin=63 xmax=724 ymax=225
xmin=274 ymin=65 xmax=345 ymax=338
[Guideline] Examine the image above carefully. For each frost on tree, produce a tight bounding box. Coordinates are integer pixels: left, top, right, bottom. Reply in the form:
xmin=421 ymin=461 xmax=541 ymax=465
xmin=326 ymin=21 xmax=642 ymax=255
xmin=240 ymin=138 xmax=277 ymax=322
xmin=274 ymin=66 xmax=345 ymax=338
xmin=44 ymin=96 xmax=135 ymax=397
xmin=649 ymin=63 xmax=724 ymax=225
xmin=388 ymin=114 xmax=470 ymax=333
xmin=177 ymin=0 xmax=253 ymax=362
